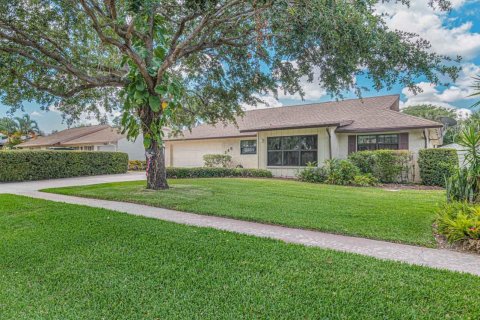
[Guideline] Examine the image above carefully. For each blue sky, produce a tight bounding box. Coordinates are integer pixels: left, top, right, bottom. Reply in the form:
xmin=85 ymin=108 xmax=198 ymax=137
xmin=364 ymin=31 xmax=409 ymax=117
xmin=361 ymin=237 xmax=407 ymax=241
xmin=1 ymin=0 xmax=480 ymax=133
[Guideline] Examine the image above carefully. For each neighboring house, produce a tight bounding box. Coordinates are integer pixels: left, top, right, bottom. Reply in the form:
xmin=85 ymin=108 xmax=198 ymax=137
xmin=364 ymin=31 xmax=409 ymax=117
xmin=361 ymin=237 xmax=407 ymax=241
xmin=165 ymin=95 xmax=444 ymax=178
xmin=440 ymin=143 xmax=470 ymax=167
xmin=16 ymin=125 xmax=145 ymax=160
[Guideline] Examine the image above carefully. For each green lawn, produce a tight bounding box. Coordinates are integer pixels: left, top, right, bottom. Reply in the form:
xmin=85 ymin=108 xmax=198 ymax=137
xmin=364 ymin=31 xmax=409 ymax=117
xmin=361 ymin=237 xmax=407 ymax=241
xmin=44 ymin=178 xmax=445 ymax=246
xmin=1 ymin=194 xmax=479 ymax=319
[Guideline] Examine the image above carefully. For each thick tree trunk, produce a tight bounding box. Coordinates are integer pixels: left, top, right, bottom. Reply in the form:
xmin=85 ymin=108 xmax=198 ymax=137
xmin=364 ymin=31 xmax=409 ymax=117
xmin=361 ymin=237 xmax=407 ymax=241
xmin=145 ymin=139 xmax=169 ymax=190
xmin=140 ymin=105 xmax=169 ymax=190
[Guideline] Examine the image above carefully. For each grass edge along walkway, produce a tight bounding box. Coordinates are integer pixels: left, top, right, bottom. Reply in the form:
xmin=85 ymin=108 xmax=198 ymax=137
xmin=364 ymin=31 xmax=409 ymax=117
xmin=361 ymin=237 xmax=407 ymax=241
xmin=42 ymin=178 xmax=445 ymax=247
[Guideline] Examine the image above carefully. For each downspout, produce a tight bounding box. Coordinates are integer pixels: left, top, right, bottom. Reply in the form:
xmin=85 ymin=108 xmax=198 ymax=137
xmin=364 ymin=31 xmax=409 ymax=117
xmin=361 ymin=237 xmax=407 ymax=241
xmin=423 ymin=128 xmax=428 ymax=148
xmin=256 ymin=133 xmax=260 ymax=169
xmin=326 ymin=128 xmax=332 ymax=160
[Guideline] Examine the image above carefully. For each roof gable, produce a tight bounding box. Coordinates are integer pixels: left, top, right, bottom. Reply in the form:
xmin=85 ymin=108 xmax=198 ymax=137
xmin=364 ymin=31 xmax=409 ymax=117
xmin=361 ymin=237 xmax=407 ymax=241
xmin=17 ymin=125 xmax=114 ymax=147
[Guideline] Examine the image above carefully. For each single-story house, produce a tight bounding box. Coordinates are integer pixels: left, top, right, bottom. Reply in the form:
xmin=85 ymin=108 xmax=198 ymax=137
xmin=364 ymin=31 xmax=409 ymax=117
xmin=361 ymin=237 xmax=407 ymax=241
xmin=16 ymin=125 xmax=145 ymax=160
xmin=165 ymin=95 xmax=444 ymax=178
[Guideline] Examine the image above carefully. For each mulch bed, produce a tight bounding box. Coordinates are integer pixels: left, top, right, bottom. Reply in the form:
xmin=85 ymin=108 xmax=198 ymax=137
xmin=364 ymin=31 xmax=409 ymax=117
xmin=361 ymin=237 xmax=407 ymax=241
xmin=434 ymin=226 xmax=480 ymax=255
xmin=379 ymin=183 xmax=444 ymax=191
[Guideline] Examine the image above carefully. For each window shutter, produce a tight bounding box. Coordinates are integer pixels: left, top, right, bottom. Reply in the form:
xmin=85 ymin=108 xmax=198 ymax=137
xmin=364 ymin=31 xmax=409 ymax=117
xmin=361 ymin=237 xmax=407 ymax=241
xmin=348 ymin=135 xmax=356 ymax=154
xmin=399 ymin=133 xmax=409 ymax=150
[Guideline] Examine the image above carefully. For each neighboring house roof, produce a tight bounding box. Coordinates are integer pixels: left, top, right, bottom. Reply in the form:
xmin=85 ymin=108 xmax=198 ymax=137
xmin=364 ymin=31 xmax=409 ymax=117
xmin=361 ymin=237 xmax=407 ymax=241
xmin=167 ymin=95 xmax=442 ymax=141
xmin=17 ymin=125 xmax=124 ymax=148
xmin=61 ymin=127 xmax=125 ymax=146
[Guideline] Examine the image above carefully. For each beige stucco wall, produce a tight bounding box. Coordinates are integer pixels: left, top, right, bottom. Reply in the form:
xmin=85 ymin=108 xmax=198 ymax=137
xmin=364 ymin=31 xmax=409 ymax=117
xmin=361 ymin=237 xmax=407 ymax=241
xmin=166 ymin=127 xmax=440 ymax=180
xmin=165 ymin=137 xmax=258 ymax=168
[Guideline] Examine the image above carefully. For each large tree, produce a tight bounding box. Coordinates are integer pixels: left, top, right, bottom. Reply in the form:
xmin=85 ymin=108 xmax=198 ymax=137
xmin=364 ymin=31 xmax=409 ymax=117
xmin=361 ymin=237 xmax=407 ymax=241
xmin=401 ymin=104 xmax=457 ymax=121
xmin=0 ymin=0 xmax=458 ymax=189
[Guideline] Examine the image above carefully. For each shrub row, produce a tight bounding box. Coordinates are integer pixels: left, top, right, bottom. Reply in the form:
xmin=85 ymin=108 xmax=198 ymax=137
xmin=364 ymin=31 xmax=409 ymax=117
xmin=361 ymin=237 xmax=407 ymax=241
xmin=418 ymin=149 xmax=458 ymax=187
xmin=166 ymin=167 xmax=273 ymax=179
xmin=348 ymin=150 xmax=413 ymax=183
xmin=0 ymin=150 xmax=128 ymax=182
xmin=129 ymin=161 xmax=273 ymax=178
xmin=297 ymin=159 xmax=378 ymax=187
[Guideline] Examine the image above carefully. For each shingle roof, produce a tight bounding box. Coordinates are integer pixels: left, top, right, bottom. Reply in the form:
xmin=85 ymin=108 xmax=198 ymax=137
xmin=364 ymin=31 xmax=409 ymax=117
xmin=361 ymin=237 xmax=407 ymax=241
xmin=16 ymin=125 xmax=124 ymax=147
xmin=167 ymin=95 xmax=442 ymax=141
xmin=61 ymin=127 xmax=125 ymax=145
xmin=167 ymin=119 xmax=256 ymax=141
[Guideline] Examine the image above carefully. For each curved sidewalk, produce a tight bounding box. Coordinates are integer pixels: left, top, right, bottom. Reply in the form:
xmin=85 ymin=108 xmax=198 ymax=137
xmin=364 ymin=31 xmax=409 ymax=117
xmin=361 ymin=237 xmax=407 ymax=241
xmin=0 ymin=173 xmax=476 ymax=277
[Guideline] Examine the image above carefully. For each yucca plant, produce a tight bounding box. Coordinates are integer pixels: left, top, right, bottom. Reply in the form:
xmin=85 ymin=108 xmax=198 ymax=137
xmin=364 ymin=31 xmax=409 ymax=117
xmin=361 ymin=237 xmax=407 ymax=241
xmin=446 ymin=168 xmax=476 ymax=203
xmin=447 ymin=123 xmax=480 ymax=203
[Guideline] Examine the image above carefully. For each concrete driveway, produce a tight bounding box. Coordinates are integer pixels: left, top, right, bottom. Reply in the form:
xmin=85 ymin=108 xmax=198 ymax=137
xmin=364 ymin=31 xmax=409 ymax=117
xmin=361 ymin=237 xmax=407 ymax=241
xmin=0 ymin=172 xmax=146 ymax=194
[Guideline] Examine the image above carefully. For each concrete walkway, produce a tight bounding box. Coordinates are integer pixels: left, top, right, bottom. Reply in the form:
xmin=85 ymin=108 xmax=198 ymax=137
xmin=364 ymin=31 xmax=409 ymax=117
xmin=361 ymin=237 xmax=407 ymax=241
xmin=2 ymin=174 xmax=480 ymax=276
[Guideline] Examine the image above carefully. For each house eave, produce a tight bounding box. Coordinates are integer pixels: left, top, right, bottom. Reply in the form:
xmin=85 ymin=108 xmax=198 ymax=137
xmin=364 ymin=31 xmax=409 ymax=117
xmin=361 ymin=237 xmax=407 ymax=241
xmin=335 ymin=124 xmax=443 ymax=133
xmin=239 ymin=121 xmax=352 ymax=133
xmin=165 ymin=133 xmax=257 ymax=142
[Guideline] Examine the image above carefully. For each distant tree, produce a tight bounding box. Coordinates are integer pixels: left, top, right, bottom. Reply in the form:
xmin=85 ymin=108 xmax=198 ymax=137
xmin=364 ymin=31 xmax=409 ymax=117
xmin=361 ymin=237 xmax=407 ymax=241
xmin=14 ymin=114 xmax=40 ymax=136
xmin=401 ymin=104 xmax=457 ymax=121
xmin=402 ymin=104 xmax=459 ymax=145
xmin=0 ymin=117 xmax=17 ymax=135
xmin=0 ymin=1 xmax=458 ymax=189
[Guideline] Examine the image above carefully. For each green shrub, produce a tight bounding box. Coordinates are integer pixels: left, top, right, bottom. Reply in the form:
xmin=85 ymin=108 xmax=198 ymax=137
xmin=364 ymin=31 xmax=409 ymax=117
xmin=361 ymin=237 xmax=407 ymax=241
xmin=326 ymin=159 xmax=360 ymax=185
xmin=374 ymin=150 xmax=412 ymax=183
xmin=297 ymin=159 xmax=376 ymax=187
xmin=128 ymin=160 xmax=147 ymax=171
xmin=436 ymin=202 xmax=480 ymax=243
xmin=352 ymin=174 xmax=379 ymax=187
xmin=166 ymin=167 xmax=273 ymax=179
xmin=418 ymin=149 xmax=458 ymax=187
xmin=203 ymin=154 xmax=232 ymax=168
xmin=296 ymin=162 xmax=328 ymax=183
xmin=348 ymin=151 xmax=375 ymax=174
xmin=0 ymin=150 xmax=128 ymax=182
xmin=348 ymin=150 xmax=413 ymax=183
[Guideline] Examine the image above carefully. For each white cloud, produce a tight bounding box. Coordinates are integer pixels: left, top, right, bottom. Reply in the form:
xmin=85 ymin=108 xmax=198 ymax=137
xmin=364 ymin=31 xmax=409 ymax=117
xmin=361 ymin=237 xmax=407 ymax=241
xmin=242 ymin=66 xmax=329 ymax=110
xmin=48 ymin=104 xmax=121 ymax=126
xmin=376 ymin=1 xmax=480 ymax=59
xmin=30 ymin=111 xmax=43 ymax=117
xmin=241 ymin=93 xmax=284 ymax=111
xmin=401 ymin=63 xmax=480 ymax=108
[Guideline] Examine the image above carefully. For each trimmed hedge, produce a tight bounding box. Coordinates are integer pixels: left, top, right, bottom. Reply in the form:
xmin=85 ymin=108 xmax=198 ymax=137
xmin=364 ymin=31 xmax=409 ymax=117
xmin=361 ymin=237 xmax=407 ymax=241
xmin=0 ymin=151 xmax=128 ymax=182
xmin=166 ymin=167 xmax=273 ymax=178
xmin=128 ymin=162 xmax=272 ymax=178
xmin=418 ymin=148 xmax=459 ymax=187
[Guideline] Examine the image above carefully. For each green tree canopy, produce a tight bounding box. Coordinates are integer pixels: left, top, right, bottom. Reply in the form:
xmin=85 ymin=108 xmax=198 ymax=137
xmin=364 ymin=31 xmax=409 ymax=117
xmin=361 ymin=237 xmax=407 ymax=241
xmin=0 ymin=0 xmax=459 ymax=189
xmin=401 ymin=104 xmax=457 ymax=122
